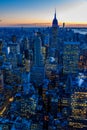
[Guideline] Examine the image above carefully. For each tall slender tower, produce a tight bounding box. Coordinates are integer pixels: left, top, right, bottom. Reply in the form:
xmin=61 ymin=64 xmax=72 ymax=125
xmin=30 ymin=33 xmax=45 ymax=85
xmin=52 ymin=9 xmax=58 ymax=28
xmin=33 ymin=34 xmax=44 ymax=66
xmin=50 ymin=10 xmax=59 ymax=57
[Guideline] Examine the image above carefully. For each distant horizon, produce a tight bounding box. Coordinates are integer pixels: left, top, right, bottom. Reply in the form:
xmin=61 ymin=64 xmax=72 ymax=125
xmin=0 ymin=0 xmax=87 ymax=27
xmin=0 ymin=22 xmax=87 ymax=28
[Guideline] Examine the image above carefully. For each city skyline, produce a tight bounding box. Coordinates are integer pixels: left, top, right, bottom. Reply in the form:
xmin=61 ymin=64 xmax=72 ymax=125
xmin=0 ymin=1 xmax=87 ymax=128
xmin=0 ymin=0 xmax=87 ymax=27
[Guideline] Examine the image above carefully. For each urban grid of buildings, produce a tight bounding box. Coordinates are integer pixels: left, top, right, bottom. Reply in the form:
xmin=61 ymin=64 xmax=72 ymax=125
xmin=0 ymin=11 xmax=87 ymax=130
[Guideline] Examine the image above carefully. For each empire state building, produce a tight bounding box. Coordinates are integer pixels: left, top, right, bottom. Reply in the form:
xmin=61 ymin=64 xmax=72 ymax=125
xmin=52 ymin=10 xmax=58 ymax=28
xmin=50 ymin=10 xmax=59 ymax=57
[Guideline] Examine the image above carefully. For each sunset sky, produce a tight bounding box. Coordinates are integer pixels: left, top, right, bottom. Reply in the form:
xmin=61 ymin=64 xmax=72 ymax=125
xmin=0 ymin=0 xmax=87 ymax=26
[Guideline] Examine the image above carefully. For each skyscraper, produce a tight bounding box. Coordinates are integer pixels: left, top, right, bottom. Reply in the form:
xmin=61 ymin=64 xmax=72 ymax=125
xmin=0 ymin=70 xmax=4 ymax=91
xmin=50 ymin=10 xmax=59 ymax=58
xmin=30 ymin=33 xmax=45 ymax=85
xmin=33 ymin=34 xmax=44 ymax=67
xmin=70 ymin=89 xmax=87 ymax=129
xmin=63 ymin=41 xmax=80 ymax=74
xmin=0 ymin=39 xmax=3 ymax=54
xmin=52 ymin=9 xmax=58 ymax=28
xmin=51 ymin=11 xmax=58 ymax=53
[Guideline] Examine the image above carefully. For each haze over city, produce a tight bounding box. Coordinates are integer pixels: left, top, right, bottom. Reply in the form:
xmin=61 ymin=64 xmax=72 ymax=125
xmin=0 ymin=0 xmax=87 ymax=27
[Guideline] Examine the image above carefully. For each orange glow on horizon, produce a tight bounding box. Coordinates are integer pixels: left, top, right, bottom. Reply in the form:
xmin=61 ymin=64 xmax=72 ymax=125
xmin=0 ymin=20 xmax=87 ymax=27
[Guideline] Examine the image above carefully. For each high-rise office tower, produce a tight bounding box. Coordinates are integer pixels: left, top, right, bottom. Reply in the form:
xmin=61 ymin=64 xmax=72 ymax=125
xmin=8 ymin=37 xmax=20 ymax=68
xmin=22 ymin=37 xmax=29 ymax=51
xmin=30 ymin=33 xmax=45 ymax=85
xmin=0 ymin=70 xmax=4 ymax=91
xmin=69 ymin=88 xmax=87 ymax=129
xmin=0 ymin=39 xmax=3 ymax=54
xmin=22 ymin=72 xmax=30 ymax=94
xmin=0 ymin=39 xmax=6 ymax=62
xmin=52 ymin=10 xmax=58 ymax=28
xmin=50 ymin=10 xmax=59 ymax=57
xmin=8 ymin=42 xmax=20 ymax=55
xmin=79 ymin=44 xmax=87 ymax=70
xmin=33 ymin=34 xmax=44 ymax=67
xmin=63 ymin=42 xmax=80 ymax=74
xmin=0 ymin=40 xmax=3 ymax=66
xmin=24 ymin=49 xmax=30 ymax=72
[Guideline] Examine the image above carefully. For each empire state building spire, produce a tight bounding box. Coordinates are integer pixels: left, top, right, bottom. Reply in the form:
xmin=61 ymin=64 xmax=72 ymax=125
xmin=52 ymin=9 xmax=58 ymax=27
xmin=54 ymin=9 xmax=56 ymax=19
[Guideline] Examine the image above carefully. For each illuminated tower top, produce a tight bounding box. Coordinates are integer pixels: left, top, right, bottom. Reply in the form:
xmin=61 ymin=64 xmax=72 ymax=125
xmin=52 ymin=9 xmax=58 ymax=27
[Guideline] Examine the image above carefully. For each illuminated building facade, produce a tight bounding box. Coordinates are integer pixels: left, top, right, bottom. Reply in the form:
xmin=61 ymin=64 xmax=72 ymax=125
xmin=30 ymin=122 xmax=43 ymax=130
xmin=69 ymin=90 xmax=87 ymax=129
xmin=45 ymin=57 xmax=58 ymax=78
xmin=79 ymin=45 xmax=87 ymax=71
xmin=21 ymin=96 xmax=37 ymax=118
xmin=8 ymin=42 xmax=20 ymax=55
xmin=63 ymin=42 xmax=80 ymax=74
